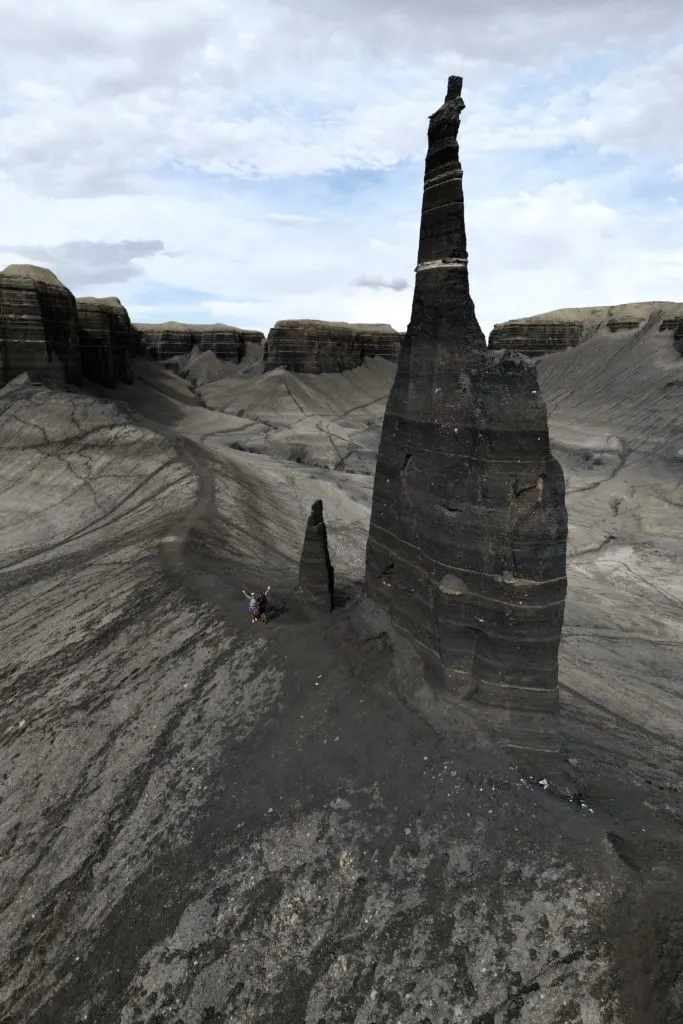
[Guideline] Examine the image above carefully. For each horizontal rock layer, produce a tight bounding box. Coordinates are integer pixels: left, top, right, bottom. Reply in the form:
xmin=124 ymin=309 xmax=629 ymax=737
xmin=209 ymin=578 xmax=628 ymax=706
xmin=135 ymin=322 xmax=265 ymax=363
xmin=77 ymin=297 xmax=137 ymax=387
xmin=264 ymin=320 xmax=404 ymax=373
xmin=264 ymin=320 xmax=361 ymax=374
xmin=488 ymin=321 xmax=585 ymax=356
xmin=489 ymin=301 xmax=683 ymax=357
xmin=351 ymin=323 xmax=404 ymax=361
xmin=0 ymin=264 xmax=81 ymax=386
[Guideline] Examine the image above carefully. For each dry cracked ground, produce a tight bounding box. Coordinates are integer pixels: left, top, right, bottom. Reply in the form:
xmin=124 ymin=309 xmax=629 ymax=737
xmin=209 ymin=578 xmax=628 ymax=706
xmin=1 ymin=319 xmax=682 ymax=1024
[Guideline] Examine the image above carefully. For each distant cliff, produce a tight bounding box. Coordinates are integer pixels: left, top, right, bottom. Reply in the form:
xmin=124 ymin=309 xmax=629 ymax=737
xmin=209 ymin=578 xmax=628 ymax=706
xmin=77 ymin=297 xmax=137 ymax=387
xmin=488 ymin=301 xmax=683 ymax=356
xmin=0 ymin=264 xmax=82 ymax=386
xmin=263 ymin=320 xmax=403 ymax=374
xmin=135 ymin=322 xmax=265 ymax=363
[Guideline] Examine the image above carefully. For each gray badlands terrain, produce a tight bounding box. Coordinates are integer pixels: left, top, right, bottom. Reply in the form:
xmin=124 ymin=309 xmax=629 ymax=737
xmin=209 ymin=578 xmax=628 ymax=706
xmin=2 ymin=83 xmax=683 ymax=1024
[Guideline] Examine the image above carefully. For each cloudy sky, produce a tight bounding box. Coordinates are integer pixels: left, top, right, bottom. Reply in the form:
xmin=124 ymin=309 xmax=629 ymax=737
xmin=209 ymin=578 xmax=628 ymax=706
xmin=1 ymin=0 xmax=682 ymax=337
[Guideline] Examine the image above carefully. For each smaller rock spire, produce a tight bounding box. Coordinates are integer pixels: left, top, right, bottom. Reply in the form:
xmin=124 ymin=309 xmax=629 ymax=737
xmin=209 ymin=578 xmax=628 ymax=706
xmin=298 ymin=499 xmax=335 ymax=611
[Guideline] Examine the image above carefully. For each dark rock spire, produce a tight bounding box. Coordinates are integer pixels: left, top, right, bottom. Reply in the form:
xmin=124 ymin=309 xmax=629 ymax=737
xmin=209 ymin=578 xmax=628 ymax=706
xmin=365 ymin=77 xmax=568 ymax=759
xmin=298 ymin=499 xmax=335 ymax=611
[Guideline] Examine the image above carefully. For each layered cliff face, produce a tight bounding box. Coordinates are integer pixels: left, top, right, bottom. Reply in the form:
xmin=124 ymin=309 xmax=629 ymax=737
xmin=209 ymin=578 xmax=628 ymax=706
xmin=77 ymin=297 xmax=137 ymax=387
xmin=351 ymin=323 xmax=404 ymax=361
xmin=264 ymin=320 xmax=361 ymax=373
xmin=264 ymin=320 xmax=405 ymax=373
xmin=489 ymin=301 xmax=683 ymax=356
xmin=365 ymin=77 xmax=568 ymax=759
xmin=136 ymin=322 xmax=264 ymax=363
xmin=0 ymin=264 xmax=81 ymax=386
xmin=196 ymin=325 xmax=264 ymax=362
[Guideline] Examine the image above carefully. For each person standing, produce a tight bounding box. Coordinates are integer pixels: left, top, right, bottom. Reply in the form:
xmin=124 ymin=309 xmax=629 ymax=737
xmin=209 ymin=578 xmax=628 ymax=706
xmin=257 ymin=585 xmax=271 ymax=623
xmin=242 ymin=589 xmax=259 ymax=623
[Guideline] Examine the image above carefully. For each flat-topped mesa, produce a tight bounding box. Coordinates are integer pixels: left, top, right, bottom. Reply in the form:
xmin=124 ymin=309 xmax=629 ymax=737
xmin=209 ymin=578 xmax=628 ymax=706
xmin=489 ymin=302 xmax=683 ymax=357
xmin=298 ymin=499 xmax=335 ymax=611
xmin=365 ymin=77 xmax=568 ymax=760
xmin=263 ymin=320 xmax=405 ymax=373
xmin=0 ymin=264 xmax=81 ymax=386
xmin=77 ymin=297 xmax=136 ymax=387
xmin=134 ymin=322 xmax=264 ymax=363
xmin=264 ymin=320 xmax=361 ymax=374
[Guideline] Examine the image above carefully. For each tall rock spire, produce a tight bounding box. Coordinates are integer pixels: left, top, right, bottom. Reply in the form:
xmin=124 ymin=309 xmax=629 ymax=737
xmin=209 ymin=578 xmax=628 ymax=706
xmin=365 ymin=77 xmax=568 ymax=760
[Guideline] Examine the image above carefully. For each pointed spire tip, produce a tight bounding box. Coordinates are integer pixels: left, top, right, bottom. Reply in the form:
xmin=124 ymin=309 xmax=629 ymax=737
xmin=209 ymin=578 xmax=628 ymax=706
xmin=446 ymin=76 xmax=463 ymax=101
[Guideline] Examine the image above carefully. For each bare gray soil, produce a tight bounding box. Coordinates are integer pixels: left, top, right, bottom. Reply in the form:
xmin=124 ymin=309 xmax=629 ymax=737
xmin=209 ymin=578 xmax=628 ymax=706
xmin=1 ymin=315 xmax=681 ymax=1023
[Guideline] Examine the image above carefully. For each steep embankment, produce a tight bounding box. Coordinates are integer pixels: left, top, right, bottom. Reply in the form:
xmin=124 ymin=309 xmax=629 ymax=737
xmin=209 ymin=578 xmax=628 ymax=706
xmin=531 ymin=309 xmax=683 ymax=803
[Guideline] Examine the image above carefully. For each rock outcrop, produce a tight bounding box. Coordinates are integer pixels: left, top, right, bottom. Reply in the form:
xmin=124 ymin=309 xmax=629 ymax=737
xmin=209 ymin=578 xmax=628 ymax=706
xmin=676 ymin=323 xmax=683 ymax=357
xmin=488 ymin=319 xmax=585 ymax=356
xmin=0 ymin=264 xmax=81 ymax=386
xmin=77 ymin=297 xmax=136 ymax=387
xmin=197 ymin=325 xmax=264 ymax=362
xmin=365 ymin=77 xmax=568 ymax=759
xmin=489 ymin=301 xmax=683 ymax=357
xmin=264 ymin=320 xmax=361 ymax=374
xmin=660 ymin=314 xmax=683 ymax=356
xmin=264 ymin=320 xmax=405 ymax=373
xmin=352 ymin=323 xmax=404 ymax=361
xmin=298 ymin=499 xmax=335 ymax=611
xmin=136 ymin=322 xmax=264 ymax=363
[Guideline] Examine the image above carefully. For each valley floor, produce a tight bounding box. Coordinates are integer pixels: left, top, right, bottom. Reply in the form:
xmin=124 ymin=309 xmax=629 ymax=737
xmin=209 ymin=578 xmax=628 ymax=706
xmin=1 ymin=334 xmax=682 ymax=1023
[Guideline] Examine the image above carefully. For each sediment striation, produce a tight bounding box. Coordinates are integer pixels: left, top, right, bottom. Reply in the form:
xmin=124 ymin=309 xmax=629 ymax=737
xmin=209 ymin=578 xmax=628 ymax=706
xmin=264 ymin=320 xmax=361 ymax=374
xmin=76 ymin=297 xmax=137 ymax=387
xmin=0 ymin=264 xmax=81 ymax=386
xmin=352 ymin=323 xmax=404 ymax=361
xmin=136 ymin=322 xmax=264 ymax=363
xmin=489 ymin=301 xmax=683 ymax=357
xmin=365 ymin=76 xmax=568 ymax=757
xmin=298 ymin=499 xmax=335 ymax=611
xmin=264 ymin=320 xmax=405 ymax=373
xmin=488 ymin=319 xmax=585 ymax=356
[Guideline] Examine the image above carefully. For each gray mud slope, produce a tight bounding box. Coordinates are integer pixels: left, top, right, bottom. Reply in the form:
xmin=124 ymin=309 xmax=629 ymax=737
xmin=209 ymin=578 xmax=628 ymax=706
xmin=0 ymin=357 xmax=682 ymax=1024
xmin=536 ymin=312 xmax=683 ymax=808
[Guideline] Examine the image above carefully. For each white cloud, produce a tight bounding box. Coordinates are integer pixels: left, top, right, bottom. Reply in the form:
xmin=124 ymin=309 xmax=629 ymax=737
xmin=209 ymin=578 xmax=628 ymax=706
xmin=2 ymin=240 xmax=166 ymax=286
xmin=0 ymin=0 xmax=682 ymax=337
xmin=352 ymin=274 xmax=409 ymax=292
